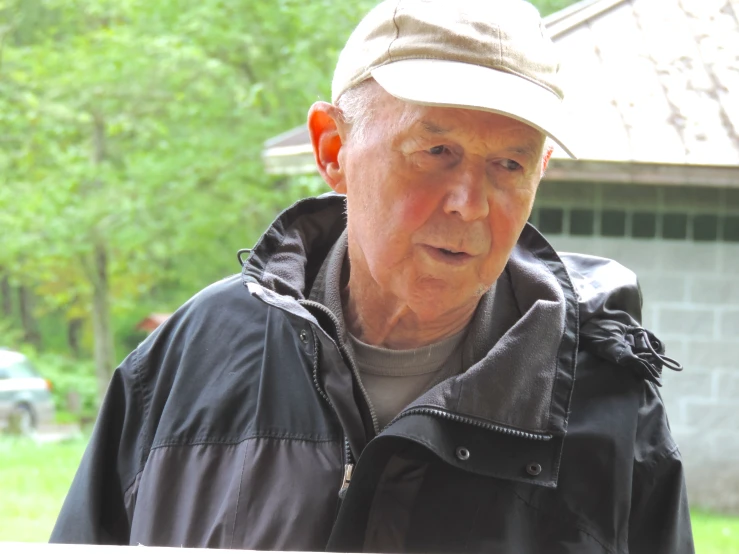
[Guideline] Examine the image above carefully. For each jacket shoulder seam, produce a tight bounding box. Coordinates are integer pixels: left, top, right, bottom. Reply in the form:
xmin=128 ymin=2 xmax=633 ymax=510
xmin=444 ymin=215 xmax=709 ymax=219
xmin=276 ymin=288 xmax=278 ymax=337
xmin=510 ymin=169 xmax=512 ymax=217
xmin=131 ymin=346 xmax=154 ymax=483
xmin=150 ymin=432 xmax=341 ymax=450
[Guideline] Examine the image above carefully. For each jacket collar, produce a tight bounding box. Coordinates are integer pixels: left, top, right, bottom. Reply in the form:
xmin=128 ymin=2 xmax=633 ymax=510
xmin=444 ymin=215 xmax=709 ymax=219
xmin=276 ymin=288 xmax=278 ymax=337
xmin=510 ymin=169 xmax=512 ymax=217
xmin=242 ymin=193 xmax=580 ymax=438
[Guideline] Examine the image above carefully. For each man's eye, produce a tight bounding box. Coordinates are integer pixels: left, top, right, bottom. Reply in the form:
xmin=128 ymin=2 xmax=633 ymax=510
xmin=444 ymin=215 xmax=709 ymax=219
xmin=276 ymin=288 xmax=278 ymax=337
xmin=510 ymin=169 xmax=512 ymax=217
xmin=428 ymin=145 xmax=448 ymax=156
xmin=500 ymin=159 xmax=522 ymax=171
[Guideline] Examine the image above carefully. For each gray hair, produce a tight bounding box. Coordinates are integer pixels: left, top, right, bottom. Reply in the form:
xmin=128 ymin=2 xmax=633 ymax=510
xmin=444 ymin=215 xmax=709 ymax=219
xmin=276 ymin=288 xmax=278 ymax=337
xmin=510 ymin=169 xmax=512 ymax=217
xmin=335 ymin=79 xmax=381 ymax=144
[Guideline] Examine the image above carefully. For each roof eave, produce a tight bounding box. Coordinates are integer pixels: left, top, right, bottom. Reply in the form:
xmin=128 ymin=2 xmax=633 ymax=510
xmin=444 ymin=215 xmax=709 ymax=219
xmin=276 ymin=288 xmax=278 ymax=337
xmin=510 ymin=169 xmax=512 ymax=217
xmin=544 ymin=159 xmax=739 ymax=187
xmin=544 ymin=0 xmax=631 ymax=39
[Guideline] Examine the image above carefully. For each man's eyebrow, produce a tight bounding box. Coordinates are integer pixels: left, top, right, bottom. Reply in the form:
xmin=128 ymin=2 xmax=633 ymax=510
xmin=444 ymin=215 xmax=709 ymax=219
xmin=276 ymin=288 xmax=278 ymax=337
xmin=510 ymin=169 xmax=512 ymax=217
xmin=418 ymin=120 xmax=543 ymax=158
xmin=420 ymin=121 xmax=451 ymax=135
xmin=506 ymin=144 xmax=540 ymax=159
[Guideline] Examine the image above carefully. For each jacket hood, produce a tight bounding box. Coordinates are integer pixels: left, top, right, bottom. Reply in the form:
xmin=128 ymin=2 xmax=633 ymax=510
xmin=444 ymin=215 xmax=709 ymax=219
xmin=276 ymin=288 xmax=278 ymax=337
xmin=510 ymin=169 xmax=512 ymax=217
xmin=241 ymin=193 xmax=663 ymax=439
xmin=562 ymin=253 xmax=682 ymax=387
xmin=243 ymin=193 xmax=347 ymax=300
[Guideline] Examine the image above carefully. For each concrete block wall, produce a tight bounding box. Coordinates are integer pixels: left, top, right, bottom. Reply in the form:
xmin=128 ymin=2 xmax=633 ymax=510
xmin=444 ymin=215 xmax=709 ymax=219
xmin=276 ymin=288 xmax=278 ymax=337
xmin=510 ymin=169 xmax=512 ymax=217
xmin=535 ymin=182 xmax=739 ymax=513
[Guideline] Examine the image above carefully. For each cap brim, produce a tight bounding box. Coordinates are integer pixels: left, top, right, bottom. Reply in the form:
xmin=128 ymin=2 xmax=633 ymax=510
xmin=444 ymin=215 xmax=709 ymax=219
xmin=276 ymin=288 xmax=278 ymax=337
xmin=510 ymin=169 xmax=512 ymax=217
xmin=371 ymin=59 xmax=577 ymax=159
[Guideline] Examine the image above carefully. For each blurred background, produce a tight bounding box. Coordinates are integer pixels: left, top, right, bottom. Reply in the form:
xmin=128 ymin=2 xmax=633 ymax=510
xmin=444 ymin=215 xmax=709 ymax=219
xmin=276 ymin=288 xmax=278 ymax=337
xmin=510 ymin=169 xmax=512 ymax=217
xmin=0 ymin=0 xmax=738 ymax=551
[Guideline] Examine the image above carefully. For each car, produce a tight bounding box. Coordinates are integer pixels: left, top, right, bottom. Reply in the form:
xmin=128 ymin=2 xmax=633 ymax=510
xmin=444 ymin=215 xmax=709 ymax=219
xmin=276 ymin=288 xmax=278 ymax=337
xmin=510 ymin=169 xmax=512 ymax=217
xmin=0 ymin=349 xmax=55 ymax=435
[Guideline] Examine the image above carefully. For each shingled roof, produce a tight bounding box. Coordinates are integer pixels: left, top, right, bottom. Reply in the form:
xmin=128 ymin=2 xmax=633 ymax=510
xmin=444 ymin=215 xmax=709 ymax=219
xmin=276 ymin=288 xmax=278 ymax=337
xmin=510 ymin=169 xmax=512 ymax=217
xmin=263 ymin=0 xmax=739 ymax=185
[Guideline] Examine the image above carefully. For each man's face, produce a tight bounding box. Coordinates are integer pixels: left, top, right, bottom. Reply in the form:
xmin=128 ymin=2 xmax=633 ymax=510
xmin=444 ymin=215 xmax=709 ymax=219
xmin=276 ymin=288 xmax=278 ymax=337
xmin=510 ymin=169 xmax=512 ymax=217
xmin=336 ymin=87 xmax=548 ymax=322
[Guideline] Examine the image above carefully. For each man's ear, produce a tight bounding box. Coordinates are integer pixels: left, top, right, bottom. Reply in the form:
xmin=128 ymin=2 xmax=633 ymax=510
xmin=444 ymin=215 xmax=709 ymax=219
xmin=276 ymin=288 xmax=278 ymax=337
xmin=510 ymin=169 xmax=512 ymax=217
xmin=541 ymin=144 xmax=554 ymax=176
xmin=307 ymin=102 xmax=346 ymax=193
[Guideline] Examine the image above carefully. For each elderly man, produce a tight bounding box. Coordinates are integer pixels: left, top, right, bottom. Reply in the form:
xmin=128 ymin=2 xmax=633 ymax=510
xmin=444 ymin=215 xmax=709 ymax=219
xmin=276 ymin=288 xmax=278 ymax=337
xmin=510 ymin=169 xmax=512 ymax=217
xmin=52 ymin=0 xmax=693 ymax=552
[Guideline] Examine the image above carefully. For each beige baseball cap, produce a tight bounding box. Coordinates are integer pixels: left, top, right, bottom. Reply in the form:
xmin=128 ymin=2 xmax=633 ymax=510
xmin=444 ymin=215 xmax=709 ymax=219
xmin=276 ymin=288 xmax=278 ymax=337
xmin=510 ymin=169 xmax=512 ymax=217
xmin=332 ymin=0 xmax=576 ymax=159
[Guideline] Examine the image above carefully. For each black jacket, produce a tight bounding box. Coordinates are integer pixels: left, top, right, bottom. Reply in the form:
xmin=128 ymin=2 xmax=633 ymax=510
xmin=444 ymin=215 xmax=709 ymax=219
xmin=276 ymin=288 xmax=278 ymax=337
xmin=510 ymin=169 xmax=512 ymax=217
xmin=51 ymin=194 xmax=693 ymax=553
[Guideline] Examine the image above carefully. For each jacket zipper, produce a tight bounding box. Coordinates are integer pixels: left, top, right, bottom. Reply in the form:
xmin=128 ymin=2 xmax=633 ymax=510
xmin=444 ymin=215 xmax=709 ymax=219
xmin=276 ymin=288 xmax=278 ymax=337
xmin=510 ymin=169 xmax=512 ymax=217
xmin=308 ymin=326 xmax=335 ymax=409
xmin=338 ymin=436 xmax=354 ymax=499
xmin=299 ymin=299 xmax=380 ymax=435
xmin=299 ymin=302 xmax=365 ymax=500
xmin=337 ymin=408 xmax=551 ymax=502
xmin=307 ymin=325 xmax=355 ymax=501
xmin=387 ymin=406 xmax=553 ymax=441
xmin=245 ymin=289 xmax=363 ymax=501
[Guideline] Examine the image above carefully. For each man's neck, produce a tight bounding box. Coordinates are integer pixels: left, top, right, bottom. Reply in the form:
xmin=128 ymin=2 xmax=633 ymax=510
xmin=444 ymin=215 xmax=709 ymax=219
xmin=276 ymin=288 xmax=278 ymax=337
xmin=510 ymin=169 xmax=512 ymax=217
xmin=342 ymin=270 xmax=478 ymax=350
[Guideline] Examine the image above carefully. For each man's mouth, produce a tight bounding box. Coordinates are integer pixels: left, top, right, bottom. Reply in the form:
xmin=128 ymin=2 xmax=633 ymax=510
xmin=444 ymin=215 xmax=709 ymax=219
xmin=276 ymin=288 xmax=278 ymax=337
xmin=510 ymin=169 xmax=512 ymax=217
xmin=422 ymin=244 xmax=474 ymax=265
xmin=439 ymin=248 xmax=466 ymax=256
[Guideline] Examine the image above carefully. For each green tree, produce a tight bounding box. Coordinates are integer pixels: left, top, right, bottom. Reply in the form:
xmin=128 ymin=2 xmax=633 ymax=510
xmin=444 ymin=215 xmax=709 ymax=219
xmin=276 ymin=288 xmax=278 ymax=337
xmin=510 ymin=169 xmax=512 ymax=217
xmin=0 ymin=0 xmax=376 ymax=401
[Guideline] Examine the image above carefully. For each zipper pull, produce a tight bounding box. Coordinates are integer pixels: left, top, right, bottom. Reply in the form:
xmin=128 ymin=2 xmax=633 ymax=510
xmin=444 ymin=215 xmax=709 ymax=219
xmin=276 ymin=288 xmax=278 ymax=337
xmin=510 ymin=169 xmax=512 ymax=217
xmin=338 ymin=463 xmax=354 ymax=499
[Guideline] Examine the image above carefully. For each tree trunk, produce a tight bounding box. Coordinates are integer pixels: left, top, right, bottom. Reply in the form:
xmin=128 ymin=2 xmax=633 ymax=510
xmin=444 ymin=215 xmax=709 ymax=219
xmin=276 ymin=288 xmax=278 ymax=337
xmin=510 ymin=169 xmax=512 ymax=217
xmin=18 ymin=285 xmax=41 ymax=347
xmin=91 ymin=241 xmax=115 ymax=403
xmin=67 ymin=317 xmax=83 ymax=358
xmin=89 ymin=111 xmax=115 ymax=404
xmin=0 ymin=273 xmax=12 ymax=318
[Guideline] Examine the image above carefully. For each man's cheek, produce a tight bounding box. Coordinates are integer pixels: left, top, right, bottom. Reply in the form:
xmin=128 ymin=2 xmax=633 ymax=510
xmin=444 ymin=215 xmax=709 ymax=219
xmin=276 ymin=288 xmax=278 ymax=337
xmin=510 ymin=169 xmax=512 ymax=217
xmin=395 ymin=195 xmax=436 ymax=230
xmin=490 ymin=206 xmax=522 ymax=240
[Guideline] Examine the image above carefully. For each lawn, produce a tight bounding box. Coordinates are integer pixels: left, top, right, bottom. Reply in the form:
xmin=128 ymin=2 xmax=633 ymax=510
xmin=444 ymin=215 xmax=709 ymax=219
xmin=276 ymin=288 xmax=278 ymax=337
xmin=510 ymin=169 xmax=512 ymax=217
xmin=0 ymin=438 xmax=738 ymax=552
xmin=692 ymin=511 xmax=739 ymax=554
xmin=0 ymin=437 xmax=87 ymax=543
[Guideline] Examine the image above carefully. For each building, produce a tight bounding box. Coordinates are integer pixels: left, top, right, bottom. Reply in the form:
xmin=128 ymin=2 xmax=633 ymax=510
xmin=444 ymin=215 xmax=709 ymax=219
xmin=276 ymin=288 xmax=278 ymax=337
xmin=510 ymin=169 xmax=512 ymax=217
xmin=262 ymin=0 xmax=739 ymax=512
xmin=135 ymin=313 xmax=172 ymax=334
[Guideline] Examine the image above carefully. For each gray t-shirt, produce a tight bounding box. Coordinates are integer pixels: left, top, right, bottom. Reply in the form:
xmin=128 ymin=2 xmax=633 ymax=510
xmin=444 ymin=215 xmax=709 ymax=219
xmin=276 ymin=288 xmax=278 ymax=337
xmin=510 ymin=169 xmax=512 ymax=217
xmin=348 ymin=328 xmax=467 ymax=429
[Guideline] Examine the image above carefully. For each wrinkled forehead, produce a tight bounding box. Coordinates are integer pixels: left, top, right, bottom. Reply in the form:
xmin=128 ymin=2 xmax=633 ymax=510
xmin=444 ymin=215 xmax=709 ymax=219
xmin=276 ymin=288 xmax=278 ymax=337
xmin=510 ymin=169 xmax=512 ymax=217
xmin=392 ymin=99 xmax=547 ymax=151
xmin=341 ymin=81 xmax=547 ymax=158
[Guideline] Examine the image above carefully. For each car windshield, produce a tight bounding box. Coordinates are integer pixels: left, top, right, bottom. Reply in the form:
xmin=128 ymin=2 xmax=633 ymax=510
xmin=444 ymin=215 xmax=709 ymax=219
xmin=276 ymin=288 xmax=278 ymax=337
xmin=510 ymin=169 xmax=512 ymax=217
xmin=0 ymin=359 xmax=39 ymax=378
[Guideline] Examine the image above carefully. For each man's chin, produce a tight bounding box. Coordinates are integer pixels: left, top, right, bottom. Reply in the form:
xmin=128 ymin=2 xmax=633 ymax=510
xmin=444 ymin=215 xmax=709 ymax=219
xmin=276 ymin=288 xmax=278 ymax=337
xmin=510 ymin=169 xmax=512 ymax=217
xmin=406 ymin=283 xmax=484 ymax=320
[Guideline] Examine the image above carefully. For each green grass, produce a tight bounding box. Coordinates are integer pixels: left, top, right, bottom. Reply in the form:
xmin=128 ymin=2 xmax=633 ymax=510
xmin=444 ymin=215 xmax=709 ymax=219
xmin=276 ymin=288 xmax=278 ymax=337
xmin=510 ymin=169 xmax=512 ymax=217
xmin=1 ymin=438 xmax=738 ymax=551
xmin=692 ymin=510 xmax=739 ymax=554
xmin=0 ymin=437 xmax=86 ymax=543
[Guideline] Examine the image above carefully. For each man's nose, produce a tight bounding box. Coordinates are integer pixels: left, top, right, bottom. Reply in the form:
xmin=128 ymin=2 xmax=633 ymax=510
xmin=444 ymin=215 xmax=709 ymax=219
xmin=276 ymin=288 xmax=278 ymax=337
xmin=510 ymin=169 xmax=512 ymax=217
xmin=442 ymin=164 xmax=490 ymax=222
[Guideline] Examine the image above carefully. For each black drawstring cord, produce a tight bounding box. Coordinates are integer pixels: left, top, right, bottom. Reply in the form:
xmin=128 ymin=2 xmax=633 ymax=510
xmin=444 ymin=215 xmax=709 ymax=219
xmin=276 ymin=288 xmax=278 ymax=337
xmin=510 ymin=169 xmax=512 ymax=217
xmin=237 ymin=248 xmax=252 ymax=267
xmin=637 ymin=328 xmax=683 ymax=371
xmin=629 ymin=327 xmax=684 ymax=374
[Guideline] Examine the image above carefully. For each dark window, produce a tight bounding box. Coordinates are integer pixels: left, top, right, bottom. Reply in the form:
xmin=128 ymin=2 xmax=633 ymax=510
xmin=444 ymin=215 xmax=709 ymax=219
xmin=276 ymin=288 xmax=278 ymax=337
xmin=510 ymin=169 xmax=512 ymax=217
xmin=662 ymin=213 xmax=688 ymax=240
xmin=632 ymin=212 xmax=657 ymax=238
xmin=538 ymin=208 xmax=564 ymax=234
xmin=570 ymin=209 xmax=595 ymax=236
xmin=693 ymin=215 xmax=719 ymax=242
xmin=724 ymin=216 xmax=739 ymax=242
xmin=601 ymin=210 xmax=627 ymax=237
